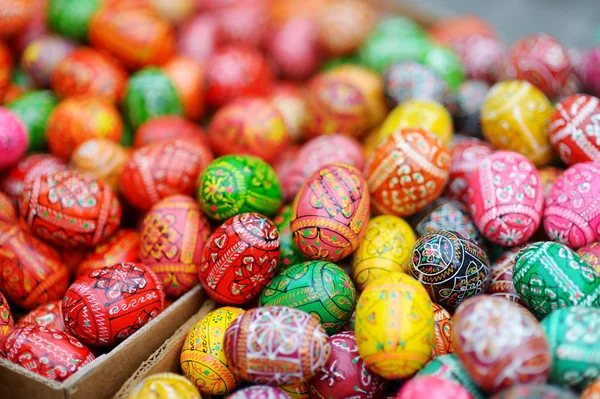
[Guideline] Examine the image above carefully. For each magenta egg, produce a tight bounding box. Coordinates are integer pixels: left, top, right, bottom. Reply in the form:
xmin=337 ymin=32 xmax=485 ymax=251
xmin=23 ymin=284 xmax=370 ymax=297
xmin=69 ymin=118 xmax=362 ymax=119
xmin=468 ymin=151 xmax=544 ymax=246
xmin=396 ymin=376 xmax=474 ymax=399
xmin=229 ymin=386 xmax=291 ymax=399
xmin=543 ymin=162 xmax=600 ymax=249
xmin=0 ymin=108 xmax=28 ymax=170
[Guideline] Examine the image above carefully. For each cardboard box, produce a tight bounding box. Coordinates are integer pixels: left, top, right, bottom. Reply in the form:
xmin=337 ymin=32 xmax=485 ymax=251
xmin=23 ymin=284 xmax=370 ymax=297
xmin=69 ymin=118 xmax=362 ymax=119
xmin=0 ymin=286 xmax=207 ymax=399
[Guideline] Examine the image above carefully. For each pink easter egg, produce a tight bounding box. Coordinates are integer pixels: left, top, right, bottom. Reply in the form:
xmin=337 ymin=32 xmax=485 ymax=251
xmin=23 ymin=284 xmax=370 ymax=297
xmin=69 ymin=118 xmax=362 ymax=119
xmin=581 ymin=46 xmax=600 ymax=98
xmin=396 ymin=375 xmax=473 ymax=399
xmin=543 ymin=162 xmax=600 ymax=249
xmin=0 ymin=108 xmax=28 ymax=170
xmin=467 ymin=151 xmax=544 ymax=246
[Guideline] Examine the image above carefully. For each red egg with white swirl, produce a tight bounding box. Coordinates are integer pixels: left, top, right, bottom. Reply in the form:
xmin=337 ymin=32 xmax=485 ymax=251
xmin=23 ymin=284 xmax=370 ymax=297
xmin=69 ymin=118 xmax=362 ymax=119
xmin=446 ymin=136 xmax=494 ymax=203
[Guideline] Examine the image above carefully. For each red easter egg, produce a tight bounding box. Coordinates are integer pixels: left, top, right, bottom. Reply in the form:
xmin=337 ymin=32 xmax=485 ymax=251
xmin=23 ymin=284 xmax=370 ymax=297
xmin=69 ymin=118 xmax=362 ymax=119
xmin=0 ymin=107 xmax=28 ymax=170
xmin=134 ymin=115 xmax=206 ymax=149
xmin=1 ymin=325 xmax=95 ymax=382
xmin=291 ymin=163 xmax=370 ymax=262
xmin=488 ymin=246 xmax=524 ymax=305
xmin=549 ymin=94 xmax=600 ymax=165
xmin=273 ymin=144 xmax=301 ymax=203
xmin=577 ymin=241 xmax=600 ymax=275
xmin=62 ymin=262 xmax=165 ymax=347
xmin=21 ymin=34 xmax=75 ymax=88
xmin=446 ymin=137 xmax=494 ymax=203
xmin=51 ymin=47 xmax=128 ymax=104
xmin=307 ymin=331 xmax=388 ymax=399
xmin=0 ymin=0 xmax=32 ymax=38
xmin=9 ymin=0 xmax=47 ymax=54
xmin=288 ymin=134 xmax=365 ymax=201
xmin=452 ymin=296 xmax=551 ymax=393
xmin=163 ymin=57 xmax=205 ymax=121
xmin=268 ymin=82 xmax=308 ymax=143
xmin=503 ymin=34 xmax=571 ymax=99
xmin=432 ymin=303 xmax=454 ymax=358
xmin=20 ymin=170 xmax=122 ymax=248
xmin=543 ymin=162 xmax=600 ymax=249
xmin=365 ymin=127 xmax=451 ymax=217
xmin=0 ymin=291 xmax=14 ymax=341
xmin=224 ymin=306 xmax=331 ymax=386
xmin=199 ymin=212 xmax=279 ymax=305
xmin=205 ymin=45 xmax=274 ymax=109
xmin=77 ymin=229 xmax=140 ymax=279
xmin=119 ymin=137 xmax=213 ymax=211
xmin=178 ymin=14 xmax=219 ymax=64
xmin=450 ymin=35 xmax=506 ymax=83
xmin=396 ymin=376 xmax=473 ymax=399
xmin=0 ymin=222 xmax=69 ymax=309
xmin=0 ymin=42 xmax=11 ymax=100
xmin=429 ymin=15 xmax=497 ymax=47
xmin=140 ymin=195 xmax=211 ymax=298
xmin=89 ymin=6 xmax=175 ymax=70
xmin=0 ymin=192 xmax=16 ymax=223
xmin=208 ymin=97 xmax=290 ymax=163
xmin=212 ymin=0 xmax=268 ymax=48
xmin=16 ymin=299 xmax=65 ymax=332
xmin=468 ymin=151 xmax=544 ymax=246
xmin=1 ymin=153 xmax=68 ymax=204
xmin=46 ymin=96 xmax=123 ymax=160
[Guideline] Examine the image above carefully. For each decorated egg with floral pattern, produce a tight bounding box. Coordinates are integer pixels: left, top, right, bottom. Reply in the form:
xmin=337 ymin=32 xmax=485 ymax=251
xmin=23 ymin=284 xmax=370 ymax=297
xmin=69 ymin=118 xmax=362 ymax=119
xmin=128 ymin=372 xmax=201 ymax=399
xmin=16 ymin=300 xmax=65 ymax=332
xmin=76 ymin=229 xmax=140 ymax=278
xmin=488 ymin=246 xmax=524 ymax=304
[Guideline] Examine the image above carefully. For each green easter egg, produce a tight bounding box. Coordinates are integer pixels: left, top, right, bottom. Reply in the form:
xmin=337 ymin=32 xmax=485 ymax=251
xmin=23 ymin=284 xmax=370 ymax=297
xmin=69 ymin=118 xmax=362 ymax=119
xmin=120 ymin=119 xmax=134 ymax=147
xmin=418 ymin=355 xmax=486 ymax=399
xmin=259 ymin=260 xmax=356 ymax=334
xmin=423 ymin=46 xmax=465 ymax=91
xmin=371 ymin=17 xmax=428 ymax=41
xmin=541 ymin=307 xmax=600 ymax=390
xmin=513 ymin=242 xmax=600 ymax=320
xmin=359 ymin=34 xmax=431 ymax=73
xmin=7 ymin=90 xmax=58 ymax=151
xmin=123 ymin=68 xmax=183 ymax=129
xmin=272 ymin=205 xmax=306 ymax=273
xmin=47 ymin=0 xmax=102 ymax=42
xmin=197 ymin=155 xmax=282 ymax=222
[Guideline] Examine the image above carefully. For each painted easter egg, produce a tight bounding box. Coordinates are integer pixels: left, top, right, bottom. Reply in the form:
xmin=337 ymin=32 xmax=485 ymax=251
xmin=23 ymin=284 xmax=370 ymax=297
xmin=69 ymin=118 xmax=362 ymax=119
xmin=397 ymin=376 xmax=474 ymax=399
xmin=288 ymin=134 xmax=365 ymax=200
xmin=410 ymin=230 xmax=490 ymax=309
xmin=307 ymin=331 xmax=388 ymax=399
xmin=180 ymin=306 xmax=244 ymax=395
xmin=453 ymin=296 xmax=551 ymax=393
xmin=134 ymin=115 xmax=206 ymax=149
xmin=411 ymin=198 xmax=484 ymax=246
xmin=351 ymin=215 xmax=416 ymax=291
xmin=274 ymin=145 xmax=301 ymax=203
xmin=432 ymin=303 xmax=454 ymax=358
xmin=468 ymin=151 xmax=544 ymax=246
xmin=278 ymin=383 xmax=309 ymax=399
xmin=273 ymin=205 xmax=306 ymax=272
xmin=541 ymin=307 xmax=600 ymax=390
xmin=120 ymin=137 xmax=213 ymax=211
xmin=1 ymin=154 xmax=68 ymax=204
xmin=63 ymin=262 xmax=165 ymax=347
xmin=417 ymin=355 xmax=486 ymax=399
xmin=141 ymin=195 xmax=211 ymax=298
xmin=230 ymin=386 xmax=291 ymax=399
xmin=492 ymin=384 xmax=578 ymax=399
xmin=1 ymin=325 xmax=95 ymax=382
xmin=163 ymin=56 xmax=205 ymax=121
xmin=454 ymin=80 xmax=490 ymax=137
xmin=0 ymin=0 xmax=31 ymax=38
xmin=481 ymin=80 xmax=553 ymax=166
xmin=199 ymin=212 xmax=279 ymax=305
xmin=16 ymin=300 xmax=65 ymax=332
xmin=197 ymin=155 xmax=282 ymax=222
xmin=379 ymin=99 xmax=454 ymax=146
xmin=291 ymin=163 xmax=370 ymax=263
xmin=7 ymin=90 xmax=58 ymax=152
xmin=0 ymin=291 xmax=14 ymax=340
xmin=543 ymin=162 xmax=600 ymax=249
xmin=208 ymin=97 xmax=289 ymax=163
xmin=77 ymin=229 xmax=139 ymax=278
xmin=423 ymin=46 xmax=465 ymax=91
xmin=20 ymin=170 xmax=122 ymax=248
xmin=21 ymin=34 xmax=75 ymax=88
xmin=451 ymin=36 xmax=506 ymax=83
xmin=383 ymin=61 xmax=452 ymax=108
xmin=0 ymin=41 xmax=11 ymax=101
xmin=259 ymin=261 xmax=356 ymax=334
xmin=316 ymin=0 xmax=375 ymax=56
xmin=89 ymin=7 xmax=175 ymax=70
xmin=205 ymin=45 xmax=274 ymax=109
xmin=268 ymin=83 xmax=308 ymax=143
xmin=355 ymin=272 xmax=434 ymax=379
xmin=365 ymin=127 xmax=451 ymax=217
xmin=0 ymin=192 xmax=16 ymax=223
xmin=0 ymin=222 xmax=69 ymax=309
xmin=46 ymin=96 xmax=123 ymax=160
xmin=488 ymin=247 xmax=524 ymax=304
xmin=70 ymin=139 xmax=129 ymax=192
xmin=50 ymin=47 xmax=127 ymax=104
xmin=128 ymin=372 xmax=201 ymax=399
xmin=577 ymin=241 xmax=600 ymax=274
xmin=224 ymin=306 xmax=331 ymax=385
xmin=513 ymin=242 xmax=600 ymax=320
xmin=0 ymin=108 xmax=28 ymax=171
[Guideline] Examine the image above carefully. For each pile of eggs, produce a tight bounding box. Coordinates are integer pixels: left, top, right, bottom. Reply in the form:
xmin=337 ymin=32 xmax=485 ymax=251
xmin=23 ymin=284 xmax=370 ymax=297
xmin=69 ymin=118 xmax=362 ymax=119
xmin=0 ymin=0 xmax=600 ymax=398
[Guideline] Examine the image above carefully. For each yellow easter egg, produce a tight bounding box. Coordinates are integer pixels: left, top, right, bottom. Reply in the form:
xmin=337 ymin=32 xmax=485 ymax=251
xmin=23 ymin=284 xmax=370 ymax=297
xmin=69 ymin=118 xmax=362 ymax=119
xmin=379 ymin=99 xmax=454 ymax=146
xmin=180 ymin=307 xmax=244 ymax=395
xmin=355 ymin=272 xmax=434 ymax=379
xmin=351 ymin=215 xmax=416 ymax=291
xmin=128 ymin=373 xmax=201 ymax=399
xmin=279 ymin=382 xmax=310 ymax=399
xmin=481 ymin=80 xmax=553 ymax=166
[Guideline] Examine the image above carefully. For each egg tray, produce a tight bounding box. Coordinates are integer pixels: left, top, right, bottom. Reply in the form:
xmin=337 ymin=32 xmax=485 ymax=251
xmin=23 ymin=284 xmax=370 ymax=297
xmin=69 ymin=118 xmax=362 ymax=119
xmin=0 ymin=286 xmax=207 ymax=399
